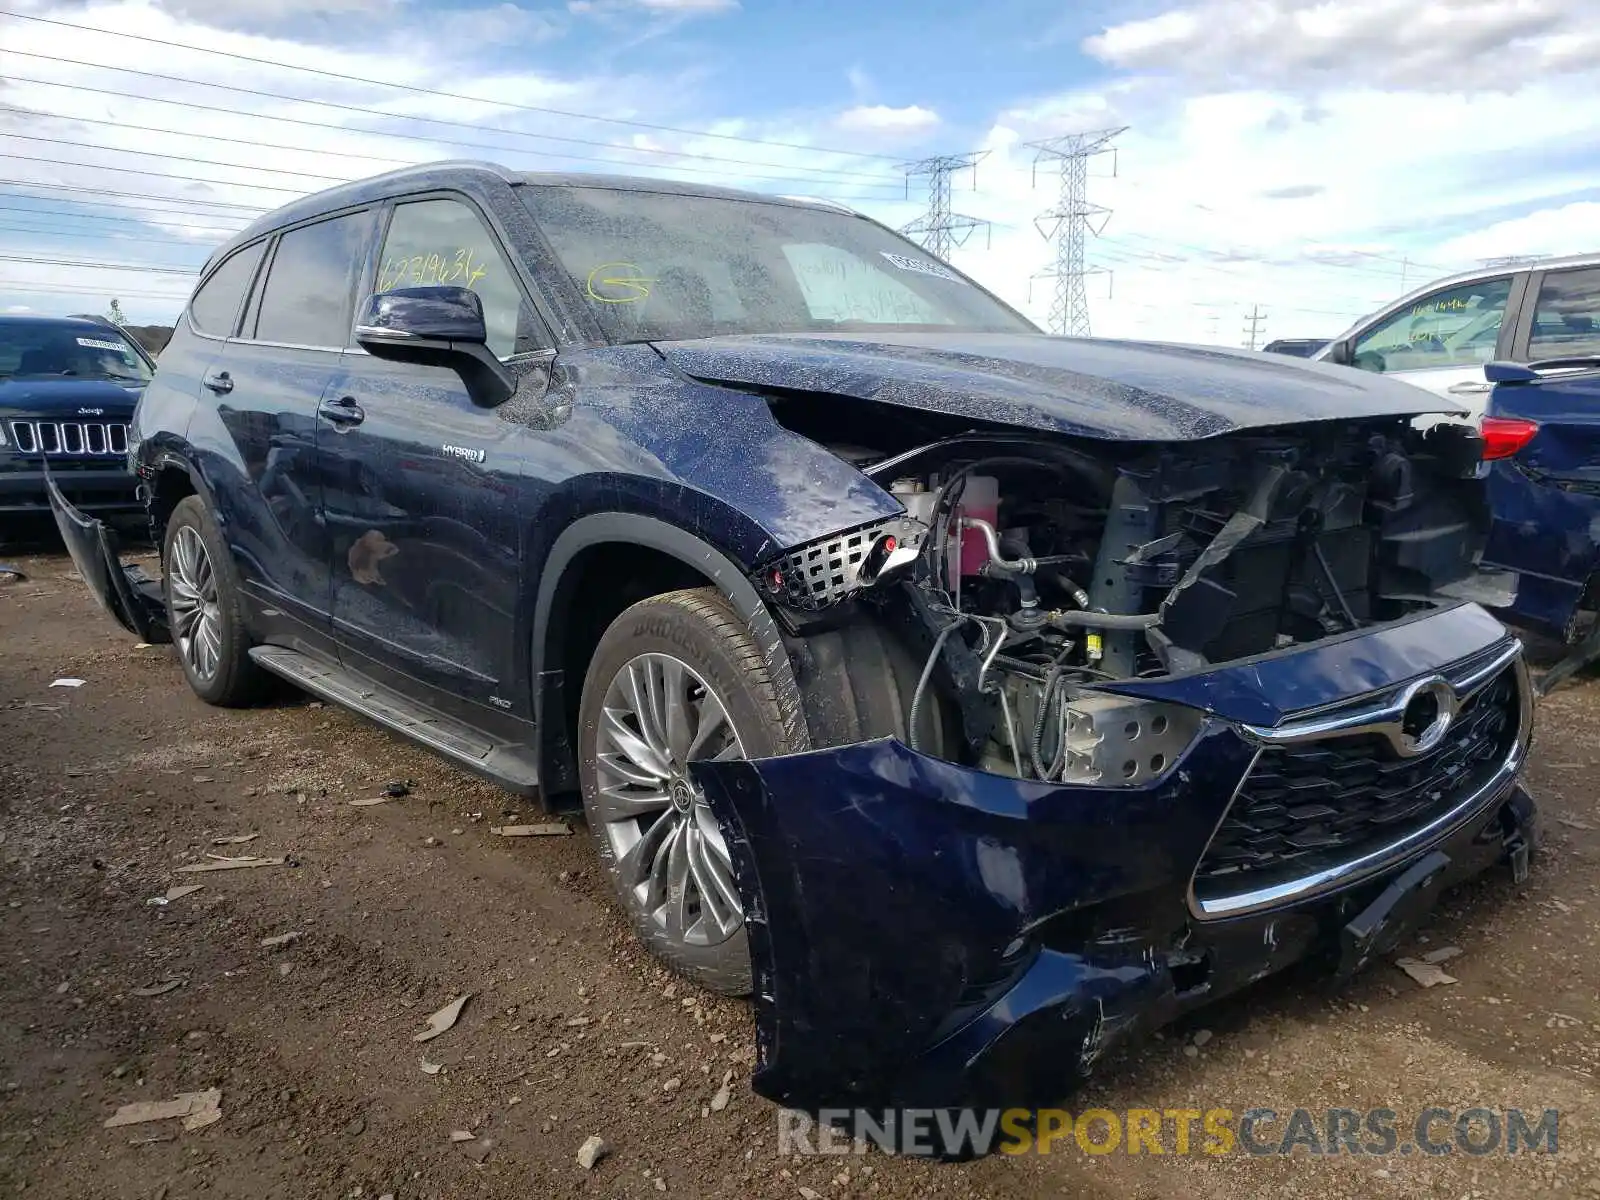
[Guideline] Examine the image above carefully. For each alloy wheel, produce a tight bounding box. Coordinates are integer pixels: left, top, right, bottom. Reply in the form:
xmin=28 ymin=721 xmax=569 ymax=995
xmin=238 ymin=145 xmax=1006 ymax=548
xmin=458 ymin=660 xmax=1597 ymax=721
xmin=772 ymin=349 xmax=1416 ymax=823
xmin=592 ymin=652 xmax=747 ymax=948
xmin=168 ymin=524 xmax=222 ymax=681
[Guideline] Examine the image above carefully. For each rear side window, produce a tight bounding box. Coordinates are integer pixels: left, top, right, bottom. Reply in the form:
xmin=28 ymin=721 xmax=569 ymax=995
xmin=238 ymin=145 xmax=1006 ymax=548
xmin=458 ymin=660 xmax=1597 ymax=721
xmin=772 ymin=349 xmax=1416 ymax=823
xmin=253 ymin=212 xmax=370 ymax=347
xmin=189 ymin=241 xmax=266 ymax=336
xmin=1529 ymin=268 xmax=1600 ymax=360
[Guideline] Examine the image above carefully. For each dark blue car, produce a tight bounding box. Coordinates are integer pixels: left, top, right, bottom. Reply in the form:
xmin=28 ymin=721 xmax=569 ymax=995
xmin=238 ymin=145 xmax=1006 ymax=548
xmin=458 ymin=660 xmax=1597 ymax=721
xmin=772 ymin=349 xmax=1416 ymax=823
xmin=49 ymin=161 xmax=1537 ymax=1126
xmin=0 ymin=314 xmax=149 ymax=526
xmin=1479 ymin=356 xmax=1600 ymax=654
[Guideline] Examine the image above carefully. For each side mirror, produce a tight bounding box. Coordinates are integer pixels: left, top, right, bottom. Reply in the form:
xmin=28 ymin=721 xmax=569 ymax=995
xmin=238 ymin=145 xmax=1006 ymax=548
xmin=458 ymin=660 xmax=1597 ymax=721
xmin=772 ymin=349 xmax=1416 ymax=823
xmin=354 ymin=287 xmax=514 ymax=407
xmin=1326 ymin=339 xmax=1353 ymax=366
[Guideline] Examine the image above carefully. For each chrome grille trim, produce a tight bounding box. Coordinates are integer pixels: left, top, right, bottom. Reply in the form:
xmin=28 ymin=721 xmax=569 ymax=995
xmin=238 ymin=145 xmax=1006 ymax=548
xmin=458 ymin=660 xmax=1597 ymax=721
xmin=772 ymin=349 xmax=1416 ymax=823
xmin=1187 ymin=645 xmax=1532 ymax=921
xmin=7 ymin=420 xmax=130 ymax=458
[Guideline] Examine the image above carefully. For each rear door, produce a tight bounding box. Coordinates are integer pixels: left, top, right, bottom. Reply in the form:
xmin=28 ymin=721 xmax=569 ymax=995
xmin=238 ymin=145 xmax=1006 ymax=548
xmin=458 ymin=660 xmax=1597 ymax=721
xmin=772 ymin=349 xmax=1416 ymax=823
xmin=1344 ymin=274 xmax=1520 ymax=415
xmin=321 ymin=192 xmax=549 ymax=726
xmin=198 ymin=207 xmax=377 ymax=652
xmin=1509 ymin=263 xmax=1600 ymax=366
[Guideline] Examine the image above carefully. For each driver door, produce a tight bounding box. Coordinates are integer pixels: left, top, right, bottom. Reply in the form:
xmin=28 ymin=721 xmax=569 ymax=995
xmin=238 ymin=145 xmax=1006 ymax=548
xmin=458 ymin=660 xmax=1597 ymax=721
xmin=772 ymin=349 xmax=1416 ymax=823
xmin=321 ymin=193 xmax=546 ymax=728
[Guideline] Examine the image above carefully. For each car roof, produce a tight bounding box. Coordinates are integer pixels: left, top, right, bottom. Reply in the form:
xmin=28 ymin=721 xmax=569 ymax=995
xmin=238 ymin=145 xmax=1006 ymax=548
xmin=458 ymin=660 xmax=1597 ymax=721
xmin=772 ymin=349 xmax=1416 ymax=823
xmin=0 ymin=314 xmax=123 ymax=331
xmin=210 ymin=160 xmax=863 ymax=274
xmin=1319 ymin=251 xmax=1600 ymax=351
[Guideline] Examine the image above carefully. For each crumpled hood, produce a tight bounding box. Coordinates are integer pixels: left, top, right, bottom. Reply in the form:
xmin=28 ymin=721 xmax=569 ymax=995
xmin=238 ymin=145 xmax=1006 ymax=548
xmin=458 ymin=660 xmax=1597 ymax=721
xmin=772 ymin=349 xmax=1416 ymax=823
xmin=654 ymin=332 xmax=1465 ymax=441
xmin=0 ymin=377 xmax=143 ymax=418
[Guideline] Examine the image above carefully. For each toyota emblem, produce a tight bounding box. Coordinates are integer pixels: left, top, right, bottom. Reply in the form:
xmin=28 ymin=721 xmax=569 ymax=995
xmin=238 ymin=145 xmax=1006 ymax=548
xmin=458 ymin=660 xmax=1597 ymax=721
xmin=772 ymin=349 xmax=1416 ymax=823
xmin=1393 ymin=675 xmax=1457 ymax=757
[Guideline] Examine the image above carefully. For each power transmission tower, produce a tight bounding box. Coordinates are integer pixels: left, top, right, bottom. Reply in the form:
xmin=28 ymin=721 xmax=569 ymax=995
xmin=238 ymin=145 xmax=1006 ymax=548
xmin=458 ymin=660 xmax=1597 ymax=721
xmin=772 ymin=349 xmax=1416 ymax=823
xmin=898 ymin=152 xmax=991 ymax=262
xmin=1243 ymin=305 xmax=1267 ymax=350
xmin=1027 ymin=126 xmax=1127 ymax=337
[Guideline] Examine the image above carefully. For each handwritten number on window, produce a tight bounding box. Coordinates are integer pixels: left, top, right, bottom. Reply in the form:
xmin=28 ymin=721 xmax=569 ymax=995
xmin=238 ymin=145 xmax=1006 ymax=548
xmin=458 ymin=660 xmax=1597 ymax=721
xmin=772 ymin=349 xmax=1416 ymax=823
xmin=379 ymin=247 xmax=489 ymax=293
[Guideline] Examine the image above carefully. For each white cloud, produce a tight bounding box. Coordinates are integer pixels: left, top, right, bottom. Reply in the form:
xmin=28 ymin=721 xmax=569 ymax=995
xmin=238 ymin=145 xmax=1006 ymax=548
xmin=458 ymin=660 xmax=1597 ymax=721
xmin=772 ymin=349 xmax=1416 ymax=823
xmin=0 ymin=0 xmax=911 ymax=320
xmin=569 ymin=0 xmax=737 ymax=13
xmin=633 ymin=0 xmax=739 ymax=10
xmin=835 ymin=104 xmax=940 ymax=134
xmin=872 ymin=1 xmax=1600 ymax=348
xmin=1436 ymin=202 xmax=1600 ymax=263
xmin=1085 ymin=0 xmax=1590 ymax=92
xmin=5 ymin=305 xmax=38 ymax=314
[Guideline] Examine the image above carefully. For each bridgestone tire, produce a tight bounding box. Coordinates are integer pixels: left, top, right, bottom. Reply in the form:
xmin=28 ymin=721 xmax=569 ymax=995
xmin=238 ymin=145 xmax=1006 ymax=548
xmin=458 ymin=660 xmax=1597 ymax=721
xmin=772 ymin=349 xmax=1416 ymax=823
xmin=162 ymin=495 xmax=267 ymax=708
xmin=577 ymin=587 xmax=803 ymax=996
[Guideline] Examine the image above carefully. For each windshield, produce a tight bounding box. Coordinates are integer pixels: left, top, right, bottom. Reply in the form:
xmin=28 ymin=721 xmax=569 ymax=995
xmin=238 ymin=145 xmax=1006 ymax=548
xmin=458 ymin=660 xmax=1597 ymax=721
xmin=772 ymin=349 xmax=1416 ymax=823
xmin=0 ymin=323 xmax=153 ymax=384
xmin=520 ymin=184 xmax=1036 ymax=343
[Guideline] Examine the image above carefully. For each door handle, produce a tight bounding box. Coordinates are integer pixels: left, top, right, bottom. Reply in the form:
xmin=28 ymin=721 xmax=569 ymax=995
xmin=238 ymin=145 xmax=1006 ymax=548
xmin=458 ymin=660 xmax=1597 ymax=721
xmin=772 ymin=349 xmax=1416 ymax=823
xmin=202 ymin=370 xmax=233 ymax=395
xmin=1447 ymin=381 xmax=1492 ymax=395
xmin=318 ymin=395 xmax=365 ymax=426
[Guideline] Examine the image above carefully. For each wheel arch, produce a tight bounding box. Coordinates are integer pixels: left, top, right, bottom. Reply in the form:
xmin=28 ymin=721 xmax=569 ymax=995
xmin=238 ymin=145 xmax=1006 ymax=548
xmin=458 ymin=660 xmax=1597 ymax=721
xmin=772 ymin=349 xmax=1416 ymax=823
xmin=531 ymin=513 xmax=811 ymax=801
xmin=144 ymin=453 xmax=202 ymax=546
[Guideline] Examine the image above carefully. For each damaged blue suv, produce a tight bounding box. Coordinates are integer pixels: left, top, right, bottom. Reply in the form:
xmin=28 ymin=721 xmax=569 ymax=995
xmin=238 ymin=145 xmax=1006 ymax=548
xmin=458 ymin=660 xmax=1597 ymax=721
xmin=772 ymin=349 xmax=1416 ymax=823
xmin=52 ymin=161 xmax=1537 ymax=1117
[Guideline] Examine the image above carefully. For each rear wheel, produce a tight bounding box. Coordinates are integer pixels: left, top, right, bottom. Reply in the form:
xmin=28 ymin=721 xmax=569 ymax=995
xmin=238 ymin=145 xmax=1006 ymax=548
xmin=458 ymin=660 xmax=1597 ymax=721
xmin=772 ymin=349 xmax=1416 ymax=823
xmin=163 ymin=495 xmax=266 ymax=707
xmin=577 ymin=588 xmax=801 ymax=995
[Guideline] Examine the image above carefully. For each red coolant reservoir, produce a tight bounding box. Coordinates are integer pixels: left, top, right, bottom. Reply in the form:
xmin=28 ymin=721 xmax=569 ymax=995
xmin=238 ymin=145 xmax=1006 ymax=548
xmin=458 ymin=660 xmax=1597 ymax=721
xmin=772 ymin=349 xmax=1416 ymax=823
xmin=956 ymin=475 xmax=999 ymax=581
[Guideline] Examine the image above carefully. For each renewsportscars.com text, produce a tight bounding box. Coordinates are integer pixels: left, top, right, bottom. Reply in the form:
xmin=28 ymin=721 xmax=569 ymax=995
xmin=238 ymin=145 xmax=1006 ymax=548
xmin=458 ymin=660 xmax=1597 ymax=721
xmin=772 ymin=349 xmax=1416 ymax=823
xmin=777 ymin=1106 xmax=1560 ymax=1158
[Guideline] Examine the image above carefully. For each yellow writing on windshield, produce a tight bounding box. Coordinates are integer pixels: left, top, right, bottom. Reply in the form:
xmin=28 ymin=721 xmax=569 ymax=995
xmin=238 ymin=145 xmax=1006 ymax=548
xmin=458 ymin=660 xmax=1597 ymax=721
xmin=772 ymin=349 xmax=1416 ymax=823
xmin=379 ymin=247 xmax=488 ymax=292
xmin=586 ymin=262 xmax=654 ymax=304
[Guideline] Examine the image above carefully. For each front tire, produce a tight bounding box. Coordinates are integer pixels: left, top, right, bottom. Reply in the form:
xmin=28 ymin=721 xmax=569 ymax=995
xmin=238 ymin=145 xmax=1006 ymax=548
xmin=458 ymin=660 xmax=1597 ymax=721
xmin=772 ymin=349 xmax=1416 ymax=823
xmin=163 ymin=495 xmax=266 ymax=707
xmin=577 ymin=588 xmax=802 ymax=996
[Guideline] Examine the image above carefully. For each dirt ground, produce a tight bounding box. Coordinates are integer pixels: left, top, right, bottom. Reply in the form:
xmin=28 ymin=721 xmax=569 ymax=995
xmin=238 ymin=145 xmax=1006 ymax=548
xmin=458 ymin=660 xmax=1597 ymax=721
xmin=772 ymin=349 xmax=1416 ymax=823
xmin=3 ymin=546 xmax=1599 ymax=1199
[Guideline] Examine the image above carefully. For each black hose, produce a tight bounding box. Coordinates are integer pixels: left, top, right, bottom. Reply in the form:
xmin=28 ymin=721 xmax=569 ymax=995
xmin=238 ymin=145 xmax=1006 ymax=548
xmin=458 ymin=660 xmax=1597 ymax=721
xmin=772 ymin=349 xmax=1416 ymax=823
xmin=1029 ymin=645 xmax=1073 ymax=780
xmin=1049 ymin=609 xmax=1160 ymax=631
xmin=924 ymin=456 xmax=1078 ymax=590
xmin=908 ymin=622 xmax=958 ymax=752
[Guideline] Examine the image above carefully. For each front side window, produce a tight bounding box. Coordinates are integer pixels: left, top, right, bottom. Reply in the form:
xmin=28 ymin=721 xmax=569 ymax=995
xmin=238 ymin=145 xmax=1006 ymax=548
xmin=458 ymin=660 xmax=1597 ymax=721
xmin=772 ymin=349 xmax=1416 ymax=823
xmin=190 ymin=241 xmax=266 ymax=337
xmin=375 ymin=198 xmax=527 ymax=358
xmin=1529 ymin=267 xmax=1600 ymax=360
xmin=521 ymin=184 xmax=1035 ymax=343
xmin=252 ymin=212 xmax=371 ymax=347
xmin=1350 ymin=277 xmax=1512 ymax=373
xmin=0 ymin=321 xmax=153 ymax=384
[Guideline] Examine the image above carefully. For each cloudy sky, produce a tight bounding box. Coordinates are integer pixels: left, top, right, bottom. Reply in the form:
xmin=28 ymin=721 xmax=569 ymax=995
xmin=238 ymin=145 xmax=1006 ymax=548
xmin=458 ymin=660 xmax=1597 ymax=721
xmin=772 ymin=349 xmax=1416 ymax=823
xmin=1 ymin=0 xmax=1597 ymax=345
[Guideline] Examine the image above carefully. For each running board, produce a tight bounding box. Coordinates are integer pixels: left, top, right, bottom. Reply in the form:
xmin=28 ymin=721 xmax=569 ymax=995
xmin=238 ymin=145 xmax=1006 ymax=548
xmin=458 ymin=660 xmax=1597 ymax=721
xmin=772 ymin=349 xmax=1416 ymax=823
xmin=249 ymin=646 xmax=541 ymax=794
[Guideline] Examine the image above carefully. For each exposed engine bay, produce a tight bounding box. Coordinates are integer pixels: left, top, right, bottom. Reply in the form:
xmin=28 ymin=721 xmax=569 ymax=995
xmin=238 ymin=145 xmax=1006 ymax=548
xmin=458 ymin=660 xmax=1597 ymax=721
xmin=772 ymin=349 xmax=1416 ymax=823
xmin=756 ymin=418 xmax=1503 ymax=784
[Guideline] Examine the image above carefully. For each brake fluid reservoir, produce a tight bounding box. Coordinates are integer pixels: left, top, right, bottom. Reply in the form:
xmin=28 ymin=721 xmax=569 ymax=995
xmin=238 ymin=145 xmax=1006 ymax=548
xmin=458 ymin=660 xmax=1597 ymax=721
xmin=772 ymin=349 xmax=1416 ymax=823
xmin=890 ymin=478 xmax=938 ymax=528
xmin=957 ymin=474 xmax=999 ymax=578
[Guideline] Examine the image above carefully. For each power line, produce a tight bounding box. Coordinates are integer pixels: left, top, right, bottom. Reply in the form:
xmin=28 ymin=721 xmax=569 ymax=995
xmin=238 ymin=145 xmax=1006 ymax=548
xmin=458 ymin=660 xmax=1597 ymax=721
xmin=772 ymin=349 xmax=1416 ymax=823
xmin=898 ymin=152 xmax=990 ymax=262
xmin=1028 ymin=127 xmax=1126 ymax=337
xmin=0 ymin=95 xmax=905 ymax=195
xmin=0 ymin=106 xmax=413 ymax=169
xmin=0 ymin=253 xmax=199 ymax=274
xmin=0 ymin=179 xmax=267 ymax=213
xmin=4 ymin=132 xmax=350 ymax=186
xmin=0 ymin=220 xmax=222 ymax=249
xmin=1243 ymin=304 xmax=1268 ymax=350
xmin=0 ymin=201 xmax=248 ymax=231
xmin=0 ymin=151 xmax=310 ymax=196
xmin=0 ymin=280 xmax=192 ymax=302
xmin=0 ymin=50 xmax=905 ymax=188
xmin=0 ymin=7 xmax=903 ymax=163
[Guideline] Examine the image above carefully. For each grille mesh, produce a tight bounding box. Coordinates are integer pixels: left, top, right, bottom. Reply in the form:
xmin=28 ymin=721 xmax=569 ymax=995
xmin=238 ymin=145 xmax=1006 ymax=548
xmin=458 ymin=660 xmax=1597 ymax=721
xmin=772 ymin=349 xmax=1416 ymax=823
xmin=9 ymin=420 xmax=128 ymax=457
xmin=1195 ymin=667 xmax=1519 ymax=892
xmin=758 ymin=520 xmax=923 ymax=610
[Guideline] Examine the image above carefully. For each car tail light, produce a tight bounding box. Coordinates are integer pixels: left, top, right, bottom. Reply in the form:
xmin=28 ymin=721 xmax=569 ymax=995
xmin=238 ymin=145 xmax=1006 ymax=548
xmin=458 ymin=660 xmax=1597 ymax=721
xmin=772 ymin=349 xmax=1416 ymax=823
xmin=1480 ymin=416 xmax=1539 ymax=461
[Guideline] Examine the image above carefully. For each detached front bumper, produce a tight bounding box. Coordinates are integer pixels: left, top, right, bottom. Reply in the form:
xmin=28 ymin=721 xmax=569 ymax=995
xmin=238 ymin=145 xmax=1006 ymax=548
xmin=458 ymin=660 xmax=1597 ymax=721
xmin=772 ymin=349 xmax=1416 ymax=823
xmin=44 ymin=469 xmax=168 ymax=643
xmin=693 ymin=604 xmax=1537 ymax=1113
